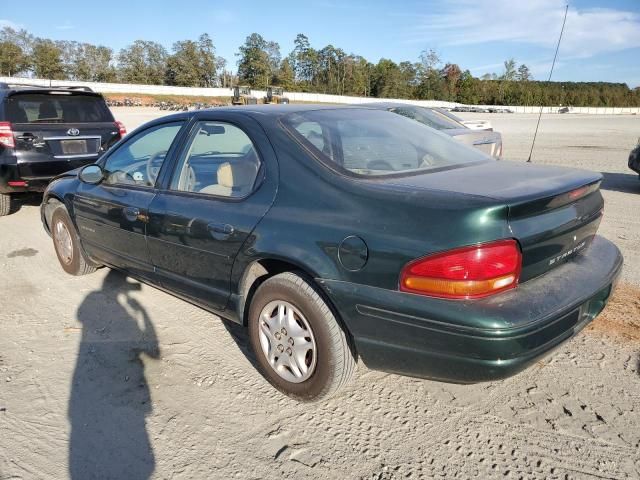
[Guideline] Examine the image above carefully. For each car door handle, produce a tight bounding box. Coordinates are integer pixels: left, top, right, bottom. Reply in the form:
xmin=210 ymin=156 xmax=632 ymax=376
xmin=207 ymin=222 xmax=234 ymax=238
xmin=16 ymin=133 xmax=36 ymax=141
xmin=123 ymin=207 xmax=141 ymax=222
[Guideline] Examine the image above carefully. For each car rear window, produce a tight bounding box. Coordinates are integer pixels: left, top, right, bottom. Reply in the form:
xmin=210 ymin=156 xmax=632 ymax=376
xmin=282 ymin=108 xmax=492 ymax=177
xmin=390 ymin=106 xmax=464 ymax=130
xmin=5 ymin=93 xmax=114 ymax=124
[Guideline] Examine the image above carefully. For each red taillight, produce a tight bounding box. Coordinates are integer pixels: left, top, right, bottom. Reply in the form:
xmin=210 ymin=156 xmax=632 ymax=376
xmin=568 ymin=186 xmax=588 ymax=200
xmin=8 ymin=181 xmax=27 ymax=187
xmin=0 ymin=122 xmax=15 ymax=148
xmin=114 ymin=121 xmax=126 ymax=137
xmin=400 ymin=239 xmax=522 ymax=299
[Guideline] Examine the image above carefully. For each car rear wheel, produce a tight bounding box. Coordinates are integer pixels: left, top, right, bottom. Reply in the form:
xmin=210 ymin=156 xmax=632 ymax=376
xmin=0 ymin=193 xmax=14 ymax=216
xmin=248 ymin=272 xmax=356 ymax=402
xmin=51 ymin=206 xmax=97 ymax=276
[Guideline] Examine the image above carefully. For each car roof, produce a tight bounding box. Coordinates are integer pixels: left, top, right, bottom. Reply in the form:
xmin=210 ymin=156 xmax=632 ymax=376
xmin=144 ymin=104 xmax=370 ymax=126
xmin=359 ymin=102 xmax=423 ymax=109
xmin=207 ymin=103 xmax=363 ymax=116
xmin=0 ymin=83 xmax=101 ymax=99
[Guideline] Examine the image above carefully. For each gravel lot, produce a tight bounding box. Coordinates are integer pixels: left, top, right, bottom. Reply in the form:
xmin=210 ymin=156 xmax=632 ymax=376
xmin=1 ymin=108 xmax=639 ymax=479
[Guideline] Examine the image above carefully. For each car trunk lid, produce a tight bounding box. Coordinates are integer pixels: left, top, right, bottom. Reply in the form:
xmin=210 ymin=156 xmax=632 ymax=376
xmin=383 ymin=161 xmax=604 ymax=282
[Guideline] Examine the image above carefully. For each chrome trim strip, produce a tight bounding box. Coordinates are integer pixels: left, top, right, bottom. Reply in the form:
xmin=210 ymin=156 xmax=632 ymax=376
xmin=54 ymin=153 xmax=100 ymax=159
xmin=43 ymin=135 xmax=101 ymax=141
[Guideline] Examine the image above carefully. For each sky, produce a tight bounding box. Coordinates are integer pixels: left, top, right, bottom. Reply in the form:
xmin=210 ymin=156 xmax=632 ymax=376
xmin=3 ymin=0 xmax=640 ymax=87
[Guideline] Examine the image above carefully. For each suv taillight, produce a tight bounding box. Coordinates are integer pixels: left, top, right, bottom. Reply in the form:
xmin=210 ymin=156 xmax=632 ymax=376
xmin=0 ymin=122 xmax=15 ymax=148
xmin=114 ymin=121 xmax=126 ymax=137
xmin=399 ymin=239 xmax=522 ymax=299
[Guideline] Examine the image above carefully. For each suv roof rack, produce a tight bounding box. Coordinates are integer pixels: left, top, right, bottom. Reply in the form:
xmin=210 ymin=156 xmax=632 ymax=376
xmin=0 ymin=82 xmax=94 ymax=92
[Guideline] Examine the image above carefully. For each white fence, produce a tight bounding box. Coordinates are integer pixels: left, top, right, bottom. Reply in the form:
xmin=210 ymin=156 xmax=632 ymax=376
xmin=2 ymin=76 xmax=639 ymax=114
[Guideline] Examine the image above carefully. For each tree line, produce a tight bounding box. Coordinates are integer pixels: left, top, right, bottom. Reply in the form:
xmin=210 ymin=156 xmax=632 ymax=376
xmin=1 ymin=27 xmax=639 ymax=107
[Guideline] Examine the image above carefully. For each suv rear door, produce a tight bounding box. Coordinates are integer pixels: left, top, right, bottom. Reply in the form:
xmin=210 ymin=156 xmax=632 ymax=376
xmin=4 ymin=91 xmax=121 ymax=180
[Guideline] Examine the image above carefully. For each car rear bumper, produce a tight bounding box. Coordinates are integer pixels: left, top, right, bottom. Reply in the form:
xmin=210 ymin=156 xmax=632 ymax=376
xmin=1 ymin=159 xmax=92 ymax=194
xmin=318 ymin=235 xmax=622 ymax=383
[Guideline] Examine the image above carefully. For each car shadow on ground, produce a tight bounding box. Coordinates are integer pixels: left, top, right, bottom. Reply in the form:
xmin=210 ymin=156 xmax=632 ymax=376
xmin=221 ymin=317 xmax=260 ymax=369
xmin=9 ymin=192 xmax=42 ymax=214
xmin=68 ymin=270 xmax=160 ymax=480
xmin=600 ymin=172 xmax=640 ymax=194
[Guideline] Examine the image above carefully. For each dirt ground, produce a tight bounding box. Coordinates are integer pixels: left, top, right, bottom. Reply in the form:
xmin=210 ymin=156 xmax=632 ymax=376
xmin=1 ymin=109 xmax=639 ymax=479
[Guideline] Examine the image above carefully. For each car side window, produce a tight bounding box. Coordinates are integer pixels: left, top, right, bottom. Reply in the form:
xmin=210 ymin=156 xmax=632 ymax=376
xmin=103 ymin=122 xmax=183 ymax=187
xmin=170 ymin=121 xmax=261 ymax=198
xmin=296 ymin=121 xmax=325 ymax=152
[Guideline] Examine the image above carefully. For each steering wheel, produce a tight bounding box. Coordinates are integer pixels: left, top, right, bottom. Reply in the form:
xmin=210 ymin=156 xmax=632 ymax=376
xmin=146 ymin=151 xmax=167 ymax=185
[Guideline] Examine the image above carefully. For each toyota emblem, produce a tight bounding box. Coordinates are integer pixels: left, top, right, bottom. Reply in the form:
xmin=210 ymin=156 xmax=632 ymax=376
xmin=67 ymin=128 xmax=80 ymax=136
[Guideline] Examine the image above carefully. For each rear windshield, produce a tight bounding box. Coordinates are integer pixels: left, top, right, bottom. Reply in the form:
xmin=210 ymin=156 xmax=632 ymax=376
xmin=5 ymin=93 xmax=114 ymax=124
xmin=282 ymin=108 xmax=491 ymax=177
xmin=390 ymin=106 xmax=464 ymax=130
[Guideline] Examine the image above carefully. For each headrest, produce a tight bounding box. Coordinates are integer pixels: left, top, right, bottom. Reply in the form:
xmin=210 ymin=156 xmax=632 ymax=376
xmin=38 ymin=101 xmax=58 ymax=120
xmin=217 ymin=161 xmax=258 ymax=189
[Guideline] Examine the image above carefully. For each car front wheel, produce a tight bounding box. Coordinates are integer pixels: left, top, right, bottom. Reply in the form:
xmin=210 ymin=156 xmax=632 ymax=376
xmin=51 ymin=206 xmax=98 ymax=276
xmin=248 ymin=272 xmax=356 ymax=402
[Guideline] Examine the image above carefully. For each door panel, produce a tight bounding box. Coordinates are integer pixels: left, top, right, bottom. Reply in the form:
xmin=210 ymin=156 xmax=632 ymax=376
xmin=73 ymin=120 xmax=185 ymax=275
xmin=74 ymin=184 xmax=156 ymax=274
xmin=147 ymin=118 xmax=278 ymax=312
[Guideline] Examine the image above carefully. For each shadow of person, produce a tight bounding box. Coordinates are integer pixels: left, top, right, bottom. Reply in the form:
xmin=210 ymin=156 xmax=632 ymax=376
xmin=69 ymin=270 xmax=160 ymax=480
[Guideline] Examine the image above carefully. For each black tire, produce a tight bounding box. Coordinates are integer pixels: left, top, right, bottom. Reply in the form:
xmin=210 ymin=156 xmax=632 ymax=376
xmin=248 ymin=272 xmax=356 ymax=401
xmin=51 ymin=206 xmax=97 ymax=276
xmin=0 ymin=193 xmax=14 ymax=216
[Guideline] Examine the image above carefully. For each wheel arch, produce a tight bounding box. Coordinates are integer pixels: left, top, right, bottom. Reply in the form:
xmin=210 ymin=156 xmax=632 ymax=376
xmin=42 ymin=194 xmax=65 ymax=235
xmin=232 ymin=257 xmax=357 ymax=358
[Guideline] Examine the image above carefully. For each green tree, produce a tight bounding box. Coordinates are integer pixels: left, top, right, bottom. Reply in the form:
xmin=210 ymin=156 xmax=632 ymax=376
xmin=291 ymin=34 xmax=317 ymax=85
xmin=516 ymin=64 xmax=531 ymax=81
xmin=273 ymin=57 xmax=295 ymax=89
xmin=165 ymin=40 xmax=201 ymax=86
xmin=236 ymin=33 xmax=273 ymax=88
xmin=0 ymin=41 xmax=28 ymax=76
xmin=441 ymin=63 xmax=462 ymax=100
xmin=372 ymin=59 xmax=413 ymax=98
xmin=0 ymin=27 xmax=34 ymax=57
xmin=197 ymin=33 xmax=225 ymax=87
xmin=32 ymin=39 xmax=65 ymax=79
xmin=457 ymin=70 xmax=479 ymax=104
xmin=501 ymin=58 xmax=517 ymax=81
xmin=117 ymin=40 xmax=167 ymax=84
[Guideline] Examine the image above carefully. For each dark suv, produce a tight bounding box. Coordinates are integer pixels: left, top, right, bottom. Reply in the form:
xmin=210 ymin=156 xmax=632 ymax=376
xmin=0 ymin=83 xmax=125 ymax=215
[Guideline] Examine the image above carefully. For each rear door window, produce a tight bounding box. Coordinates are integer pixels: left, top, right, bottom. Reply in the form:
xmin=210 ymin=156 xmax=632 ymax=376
xmin=5 ymin=93 xmax=114 ymax=124
xmin=391 ymin=106 xmax=463 ymax=130
xmin=170 ymin=121 xmax=261 ymax=198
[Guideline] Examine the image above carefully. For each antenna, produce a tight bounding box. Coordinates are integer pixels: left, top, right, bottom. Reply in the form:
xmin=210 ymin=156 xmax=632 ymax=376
xmin=527 ymin=3 xmax=569 ymax=163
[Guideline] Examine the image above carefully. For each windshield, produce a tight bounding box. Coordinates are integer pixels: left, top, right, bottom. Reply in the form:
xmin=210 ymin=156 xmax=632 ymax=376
xmin=282 ymin=108 xmax=492 ymax=177
xmin=389 ymin=106 xmax=464 ymax=130
xmin=5 ymin=93 xmax=114 ymax=124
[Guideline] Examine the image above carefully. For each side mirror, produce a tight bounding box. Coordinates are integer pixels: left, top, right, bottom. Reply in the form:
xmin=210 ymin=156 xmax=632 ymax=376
xmin=79 ymin=164 xmax=104 ymax=184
